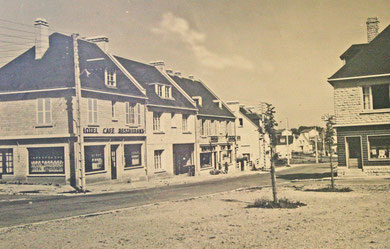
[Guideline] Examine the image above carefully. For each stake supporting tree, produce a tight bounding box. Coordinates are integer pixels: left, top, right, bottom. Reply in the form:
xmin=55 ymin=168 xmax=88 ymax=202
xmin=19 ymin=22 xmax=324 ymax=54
xmin=323 ymin=114 xmax=336 ymax=189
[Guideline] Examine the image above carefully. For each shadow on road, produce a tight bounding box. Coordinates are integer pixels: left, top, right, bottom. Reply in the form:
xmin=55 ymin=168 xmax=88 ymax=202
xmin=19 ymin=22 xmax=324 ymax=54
xmin=277 ymin=172 xmax=331 ymax=181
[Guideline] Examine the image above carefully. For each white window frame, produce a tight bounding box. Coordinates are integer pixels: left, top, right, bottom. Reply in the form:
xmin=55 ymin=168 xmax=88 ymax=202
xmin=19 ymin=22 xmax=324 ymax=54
xmin=88 ymin=98 xmax=98 ymax=124
xmin=367 ymin=134 xmax=390 ymax=161
xmin=154 ymin=150 xmax=164 ymax=170
xmin=153 ymin=112 xmax=162 ymax=131
xmin=362 ymin=86 xmax=372 ymax=111
xmin=105 ymin=68 xmax=117 ymax=88
xmin=137 ymin=103 xmax=142 ymax=125
xmin=182 ymin=114 xmax=189 ymax=132
xmin=37 ymin=98 xmax=52 ymax=125
xmin=126 ymin=102 xmax=136 ymax=125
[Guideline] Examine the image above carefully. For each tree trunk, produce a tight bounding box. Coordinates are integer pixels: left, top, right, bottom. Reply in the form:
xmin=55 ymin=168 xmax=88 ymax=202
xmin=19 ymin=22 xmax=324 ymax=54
xmin=330 ymin=150 xmax=335 ymax=189
xmin=270 ymin=148 xmax=278 ymax=203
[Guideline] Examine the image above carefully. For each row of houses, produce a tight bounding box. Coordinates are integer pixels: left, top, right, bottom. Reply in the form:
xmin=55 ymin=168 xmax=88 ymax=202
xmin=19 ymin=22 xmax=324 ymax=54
xmin=0 ymin=19 xmax=271 ymax=187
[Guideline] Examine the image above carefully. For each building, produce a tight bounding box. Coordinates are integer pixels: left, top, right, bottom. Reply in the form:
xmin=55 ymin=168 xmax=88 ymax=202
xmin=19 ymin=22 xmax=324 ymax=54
xmin=291 ymin=127 xmax=320 ymax=154
xmin=171 ymin=75 xmax=237 ymax=175
xmin=226 ymin=102 xmax=270 ymax=170
xmin=275 ymin=129 xmax=293 ymax=159
xmin=328 ymin=17 xmax=390 ymax=175
xmin=113 ymin=59 xmax=198 ymax=177
xmin=0 ymin=19 xmax=149 ymax=185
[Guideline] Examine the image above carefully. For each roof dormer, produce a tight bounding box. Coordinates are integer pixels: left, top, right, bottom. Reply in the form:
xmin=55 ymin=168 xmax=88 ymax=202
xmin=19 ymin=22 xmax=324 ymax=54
xmin=192 ymin=96 xmax=202 ymax=107
xmin=150 ymin=83 xmax=173 ymax=99
xmin=213 ymin=99 xmax=223 ymax=109
xmin=104 ymin=68 xmax=117 ymax=88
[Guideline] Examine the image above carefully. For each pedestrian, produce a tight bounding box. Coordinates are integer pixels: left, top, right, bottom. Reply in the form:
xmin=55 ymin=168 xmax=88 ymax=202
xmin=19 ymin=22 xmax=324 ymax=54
xmin=224 ymin=162 xmax=229 ymax=174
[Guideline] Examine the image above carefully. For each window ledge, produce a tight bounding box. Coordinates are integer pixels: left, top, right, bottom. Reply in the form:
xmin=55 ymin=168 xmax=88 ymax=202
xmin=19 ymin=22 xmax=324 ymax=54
xmin=35 ymin=124 xmax=54 ymax=128
xmin=182 ymin=131 xmax=192 ymax=134
xmin=124 ymin=166 xmax=144 ymax=170
xmin=154 ymin=170 xmax=167 ymax=174
xmin=88 ymin=124 xmax=100 ymax=127
xmin=368 ymin=158 xmax=390 ymax=161
xmin=86 ymin=170 xmax=107 ymax=175
xmin=360 ymin=108 xmax=390 ymax=114
xmin=27 ymin=174 xmax=65 ymax=177
xmin=126 ymin=124 xmax=141 ymax=128
xmin=153 ymin=131 xmax=165 ymax=134
xmin=200 ymin=166 xmax=213 ymax=171
xmin=112 ymin=119 xmax=118 ymax=122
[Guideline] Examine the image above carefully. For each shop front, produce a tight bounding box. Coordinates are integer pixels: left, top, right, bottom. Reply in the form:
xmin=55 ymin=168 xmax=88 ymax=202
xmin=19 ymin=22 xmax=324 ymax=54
xmin=173 ymin=144 xmax=195 ymax=175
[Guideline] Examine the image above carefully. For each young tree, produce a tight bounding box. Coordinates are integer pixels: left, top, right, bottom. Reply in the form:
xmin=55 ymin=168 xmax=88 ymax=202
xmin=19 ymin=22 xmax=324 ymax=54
xmin=323 ymin=114 xmax=336 ymax=189
xmin=262 ymin=103 xmax=279 ymax=203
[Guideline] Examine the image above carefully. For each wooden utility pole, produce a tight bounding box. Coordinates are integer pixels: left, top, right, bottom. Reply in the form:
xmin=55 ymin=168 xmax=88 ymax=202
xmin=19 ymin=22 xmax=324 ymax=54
xmin=72 ymin=33 xmax=86 ymax=192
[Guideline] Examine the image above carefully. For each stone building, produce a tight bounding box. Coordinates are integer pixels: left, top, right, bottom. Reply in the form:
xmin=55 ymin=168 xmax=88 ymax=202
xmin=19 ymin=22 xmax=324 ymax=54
xmin=328 ymin=17 xmax=390 ymax=175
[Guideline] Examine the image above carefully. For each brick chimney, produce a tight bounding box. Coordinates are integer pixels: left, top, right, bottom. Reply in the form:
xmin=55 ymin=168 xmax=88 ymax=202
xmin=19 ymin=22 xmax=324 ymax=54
xmin=87 ymin=36 xmax=109 ymax=52
xmin=150 ymin=61 xmax=165 ymax=71
xmin=366 ymin=17 xmax=379 ymax=43
xmin=34 ymin=18 xmax=49 ymax=60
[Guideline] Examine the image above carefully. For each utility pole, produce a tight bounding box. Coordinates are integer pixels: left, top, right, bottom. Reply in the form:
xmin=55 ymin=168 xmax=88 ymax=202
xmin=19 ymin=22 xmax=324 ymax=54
xmin=315 ymin=133 xmax=319 ymax=164
xmin=285 ymin=118 xmax=290 ymax=165
xmin=72 ymin=34 xmax=86 ymax=192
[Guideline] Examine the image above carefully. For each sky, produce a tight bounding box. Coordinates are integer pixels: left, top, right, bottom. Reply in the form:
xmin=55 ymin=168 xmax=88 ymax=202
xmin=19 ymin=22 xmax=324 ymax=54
xmin=1 ymin=0 xmax=390 ymax=128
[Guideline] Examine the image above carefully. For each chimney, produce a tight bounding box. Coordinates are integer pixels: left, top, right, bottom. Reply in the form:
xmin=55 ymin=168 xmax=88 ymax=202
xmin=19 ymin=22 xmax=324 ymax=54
xmin=87 ymin=36 xmax=109 ymax=52
xmin=366 ymin=17 xmax=379 ymax=43
xmin=188 ymin=75 xmax=194 ymax=80
xmin=150 ymin=61 xmax=165 ymax=71
xmin=166 ymin=69 xmax=173 ymax=74
xmin=226 ymin=101 xmax=240 ymax=114
xmin=175 ymin=71 xmax=182 ymax=76
xmin=34 ymin=18 xmax=49 ymax=60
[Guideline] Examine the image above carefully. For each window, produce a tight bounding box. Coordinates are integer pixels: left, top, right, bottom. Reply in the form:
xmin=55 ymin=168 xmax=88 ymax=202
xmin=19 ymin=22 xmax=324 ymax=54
xmin=88 ymin=99 xmax=98 ymax=124
xmin=124 ymin=144 xmax=142 ymax=167
xmin=105 ymin=68 xmax=116 ymax=87
xmin=112 ymin=101 xmax=117 ymax=120
xmin=28 ymin=147 xmax=64 ymax=174
xmin=154 ymin=150 xmax=163 ymax=170
xmin=85 ymin=146 xmax=105 ymax=172
xmin=137 ymin=103 xmax=142 ymax=125
xmin=200 ymin=153 xmax=212 ymax=168
xmin=239 ymin=118 xmax=243 ymax=128
xmin=211 ymin=120 xmax=215 ymax=135
xmin=182 ymin=114 xmax=189 ymax=132
xmin=126 ymin=102 xmax=135 ymax=125
xmin=202 ymin=119 xmax=210 ymax=136
xmin=165 ymin=86 xmax=171 ymax=98
xmin=201 ymin=119 xmax=206 ymax=136
xmin=368 ymin=135 xmax=390 ymax=160
xmin=157 ymin=85 xmax=163 ymax=97
xmin=153 ymin=112 xmax=162 ymax=131
xmin=37 ymin=98 xmax=51 ymax=125
xmin=0 ymin=149 xmax=13 ymax=174
xmin=362 ymin=84 xmax=390 ymax=110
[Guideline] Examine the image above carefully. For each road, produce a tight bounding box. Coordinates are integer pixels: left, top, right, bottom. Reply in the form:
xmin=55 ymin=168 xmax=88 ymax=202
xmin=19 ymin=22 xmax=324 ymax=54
xmin=0 ymin=164 xmax=330 ymax=228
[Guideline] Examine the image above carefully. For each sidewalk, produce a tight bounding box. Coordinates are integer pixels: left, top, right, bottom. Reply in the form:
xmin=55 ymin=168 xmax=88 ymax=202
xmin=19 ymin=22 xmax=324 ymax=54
xmin=0 ymin=166 xmax=294 ymax=197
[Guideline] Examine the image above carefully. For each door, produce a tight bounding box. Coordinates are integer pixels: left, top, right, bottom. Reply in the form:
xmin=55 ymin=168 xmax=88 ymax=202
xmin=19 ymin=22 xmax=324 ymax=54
xmin=346 ymin=137 xmax=362 ymax=169
xmin=111 ymin=145 xmax=118 ymax=179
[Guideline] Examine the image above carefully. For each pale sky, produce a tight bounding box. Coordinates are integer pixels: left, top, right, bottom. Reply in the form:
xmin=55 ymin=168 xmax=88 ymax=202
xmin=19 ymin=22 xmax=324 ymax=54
xmin=1 ymin=0 xmax=390 ymax=128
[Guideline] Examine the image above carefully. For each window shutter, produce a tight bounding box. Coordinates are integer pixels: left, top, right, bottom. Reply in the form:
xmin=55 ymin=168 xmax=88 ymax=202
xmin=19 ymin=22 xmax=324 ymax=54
xmin=37 ymin=99 xmax=44 ymax=125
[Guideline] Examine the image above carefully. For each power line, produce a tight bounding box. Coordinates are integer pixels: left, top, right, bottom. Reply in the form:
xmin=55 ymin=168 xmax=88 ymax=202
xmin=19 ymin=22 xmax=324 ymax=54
xmin=0 ymin=40 xmax=35 ymax=45
xmin=0 ymin=18 xmax=33 ymax=28
xmin=0 ymin=33 xmax=35 ymax=41
xmin=0 ymin=25 xmax=36 ymax=35
xmin=0 ymin=48 xmax=31 ymax=53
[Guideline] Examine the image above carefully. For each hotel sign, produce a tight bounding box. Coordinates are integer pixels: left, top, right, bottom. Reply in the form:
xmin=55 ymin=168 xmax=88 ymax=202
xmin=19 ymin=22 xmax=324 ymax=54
xmin=83 ymin=127 xmax=145 ymax=135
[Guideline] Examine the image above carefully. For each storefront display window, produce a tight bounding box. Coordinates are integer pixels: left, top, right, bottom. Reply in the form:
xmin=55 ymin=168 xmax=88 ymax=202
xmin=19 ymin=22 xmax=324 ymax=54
xmin=85 ymin=146 xmax=105 ymax=172
xmin=124 ymin=144 xmax=142 ymax=167
xmin=369 ymin=135 xmax=390 ymax=160
xmin=28 ymin=147 xmax=64 ymax=174
xmin=200 ymin=153 xmax=211 ymax=168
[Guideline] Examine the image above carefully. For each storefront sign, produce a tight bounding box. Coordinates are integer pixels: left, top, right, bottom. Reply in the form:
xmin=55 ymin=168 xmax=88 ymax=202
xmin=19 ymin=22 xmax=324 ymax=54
xmin=83 ymin=127 xmax=144 ymax=135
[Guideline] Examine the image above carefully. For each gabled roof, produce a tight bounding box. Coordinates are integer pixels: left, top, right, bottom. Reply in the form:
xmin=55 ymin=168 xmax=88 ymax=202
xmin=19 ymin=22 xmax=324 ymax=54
xmin=329 ymin=25 xmax=390 ymax=80
xmin=239 ymin=107 xmax=261 ymax=128
xmin=114 ymin=56 xmax=196 ymax=109
xmin=339 ymin=43 xmax=368 ymax=61
xmin=170 ymin=75 xmax=235 ymax=118
xmin=0 ymin=33 xmax=146 ymax=98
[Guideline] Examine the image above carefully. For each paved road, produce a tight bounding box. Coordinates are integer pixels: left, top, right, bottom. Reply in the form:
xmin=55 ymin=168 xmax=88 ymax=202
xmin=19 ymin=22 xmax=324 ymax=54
xmin=0 ymin=164 xmax=330 ymax=228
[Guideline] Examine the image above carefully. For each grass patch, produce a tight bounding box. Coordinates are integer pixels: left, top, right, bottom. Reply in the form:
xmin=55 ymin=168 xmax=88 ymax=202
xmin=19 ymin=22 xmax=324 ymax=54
xmin=304 ymin=187 xmax=352 ymax=192
xmin=247 ymin=198 xmax=307 ymax=209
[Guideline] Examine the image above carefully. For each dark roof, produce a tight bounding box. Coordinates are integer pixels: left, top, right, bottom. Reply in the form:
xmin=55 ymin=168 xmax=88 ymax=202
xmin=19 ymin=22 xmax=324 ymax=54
xmin=171 ymin=75 xmax=235 ymax=118
xmin=239 ymin=107 xmax=261 ymax=128
xmin=114 ymin=56 xmax=196 ymax=109
xmin=0 ymin=33 xmax=146 ymax=98
xmin=339 ymin=43 xmax=368 ymax=61
xmin=329 ymin=25 xmax=390 ymax=80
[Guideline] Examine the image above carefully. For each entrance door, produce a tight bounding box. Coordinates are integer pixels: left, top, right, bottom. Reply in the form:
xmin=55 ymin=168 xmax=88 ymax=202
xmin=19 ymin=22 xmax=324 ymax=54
xmin=111 ymin=145 xmax=118 ymax=179
xmin=346 ymin=137 xmax=362 ymax=169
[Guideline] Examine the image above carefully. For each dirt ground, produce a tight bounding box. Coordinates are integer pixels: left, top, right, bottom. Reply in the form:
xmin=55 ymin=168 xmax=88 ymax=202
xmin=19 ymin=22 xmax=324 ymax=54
xmin=1 ymin=178 xmax=389 ymax=249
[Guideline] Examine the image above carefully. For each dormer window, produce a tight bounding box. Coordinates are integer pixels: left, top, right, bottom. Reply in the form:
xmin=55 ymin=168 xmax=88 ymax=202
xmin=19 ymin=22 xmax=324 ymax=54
xmin=154 ymin=83 xmax=172 ymax=99
xmin=104 ymin=68 xmax=117 ymax=88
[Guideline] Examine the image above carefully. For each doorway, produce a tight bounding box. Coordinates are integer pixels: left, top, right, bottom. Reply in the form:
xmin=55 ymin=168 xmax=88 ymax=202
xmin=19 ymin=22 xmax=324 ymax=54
xmin=111 ymin=145 xmax=119 ymax=179
xmin=346 ymin=137 xmax=362 ymax=169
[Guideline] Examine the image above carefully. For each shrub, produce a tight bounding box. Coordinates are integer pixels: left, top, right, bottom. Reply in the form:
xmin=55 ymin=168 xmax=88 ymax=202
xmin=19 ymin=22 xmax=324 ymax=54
xmin=247 ymin=198 xmax=307 ymax=209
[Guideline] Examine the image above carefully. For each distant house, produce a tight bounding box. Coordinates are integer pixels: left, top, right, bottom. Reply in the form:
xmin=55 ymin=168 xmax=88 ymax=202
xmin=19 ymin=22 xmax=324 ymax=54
xmin=291 ymin=127 xmax=320 ymax=154
xmin=328 ymin=18 xmax=390 ymax=175
xmin=275 ymin=129 xmax=294 ymax=159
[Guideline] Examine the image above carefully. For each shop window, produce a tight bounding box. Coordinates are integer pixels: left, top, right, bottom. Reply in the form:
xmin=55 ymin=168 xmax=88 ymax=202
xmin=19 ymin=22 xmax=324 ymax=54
xmin=153 ymin=112 xmax=162 ymax=131
xmin=88 ymin=98 xmax=98 ymax=124
xmin=105 ymin=68 xmax=116 ymax=88
xmin=85 ymin=146 xmax=105 ymax=172
xmin=362 ymin=84 xmax=390 ymax=110
xmin=0 ymin=149 xmax=13 ymax=174
xmin=200 ymin=153 xmax=212 ymax=168
xmin=182 ymin=114 xmax=189 ymax=132
xmin=37 ymin=98 xmax=51 ymax=125
xmin=124 ymin=144 xmax=142 ymax=167
xmin=28 ymin=147 xmax=64 ymax=174
xmin=369 ymin=135 xmax=390 ymax=160
xmin=154 ymin=150 xmax=163 ymax=170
